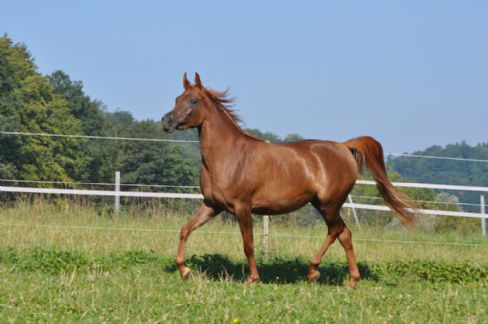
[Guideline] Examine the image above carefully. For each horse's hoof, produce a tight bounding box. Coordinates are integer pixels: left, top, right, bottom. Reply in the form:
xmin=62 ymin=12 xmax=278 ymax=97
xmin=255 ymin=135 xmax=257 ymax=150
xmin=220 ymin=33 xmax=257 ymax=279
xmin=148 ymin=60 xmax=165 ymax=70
xmin=246 ymin=276 xmax=260 ymax=285
xmin=346 ymin=276 xmax=359 ymax=289
xmin=307 ymin=270 xmax=320 ymax=284
xmin=346 ymin=282 xmax=356 ymax=289
xmin=180 ymin=266 xmax=191 ymax=279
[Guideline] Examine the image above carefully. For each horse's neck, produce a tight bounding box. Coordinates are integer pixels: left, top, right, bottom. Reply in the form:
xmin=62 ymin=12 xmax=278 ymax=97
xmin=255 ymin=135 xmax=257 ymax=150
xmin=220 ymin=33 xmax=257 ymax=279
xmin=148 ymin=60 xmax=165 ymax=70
xmin=198 ymin=107 xmax=244 ymax=172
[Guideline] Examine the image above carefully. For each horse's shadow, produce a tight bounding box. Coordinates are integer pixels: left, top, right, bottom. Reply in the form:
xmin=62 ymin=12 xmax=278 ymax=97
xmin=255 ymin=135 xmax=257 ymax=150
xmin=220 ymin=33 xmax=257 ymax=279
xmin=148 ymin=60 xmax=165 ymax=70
xmin=163 ymin=253 xmax=378 ymax=285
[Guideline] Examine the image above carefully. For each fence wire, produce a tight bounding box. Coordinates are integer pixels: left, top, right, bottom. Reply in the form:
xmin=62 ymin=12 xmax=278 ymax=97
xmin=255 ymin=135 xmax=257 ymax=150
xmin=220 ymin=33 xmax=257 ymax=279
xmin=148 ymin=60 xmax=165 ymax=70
xmin=0 ymin=222 xmax=486 ymax=248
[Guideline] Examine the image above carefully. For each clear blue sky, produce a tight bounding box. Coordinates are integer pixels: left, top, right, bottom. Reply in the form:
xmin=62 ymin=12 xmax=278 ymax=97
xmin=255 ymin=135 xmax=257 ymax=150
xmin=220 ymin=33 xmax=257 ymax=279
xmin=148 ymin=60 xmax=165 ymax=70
xmin=1 ymin=1 xmax=487 ymax=152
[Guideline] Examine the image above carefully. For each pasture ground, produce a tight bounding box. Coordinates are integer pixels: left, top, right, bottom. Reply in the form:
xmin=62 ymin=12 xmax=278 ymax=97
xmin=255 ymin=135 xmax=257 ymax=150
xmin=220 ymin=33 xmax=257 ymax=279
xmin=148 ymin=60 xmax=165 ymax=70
xmin=0 ymin=201 xmax=487 ymax=322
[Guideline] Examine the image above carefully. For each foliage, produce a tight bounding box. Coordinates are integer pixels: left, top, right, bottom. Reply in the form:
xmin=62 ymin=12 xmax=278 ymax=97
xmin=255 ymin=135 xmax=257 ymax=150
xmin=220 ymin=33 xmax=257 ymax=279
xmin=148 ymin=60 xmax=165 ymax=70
xmin=0 ymin=246 xmax=486 ymax=283
xmin=47 ymin=70 xmax=106 ymax=136
xmin=388 ymin=142 xmax=488 ymax=210
xmin=0 ymin=35 xmax=198 ymax=190
xmin=389 ymin=142 xmax=488 ymax=187
xmin=245 ymin=128 xmax=282 ymax=143
xmin=0 ymin=35 xmax=85 ymax=181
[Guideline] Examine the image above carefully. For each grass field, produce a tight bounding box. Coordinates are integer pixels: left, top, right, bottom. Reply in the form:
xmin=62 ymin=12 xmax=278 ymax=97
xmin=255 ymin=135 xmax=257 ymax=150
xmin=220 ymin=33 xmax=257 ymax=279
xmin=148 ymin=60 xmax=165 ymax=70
xmin=1 ymin=201 xmax=487 ymax=322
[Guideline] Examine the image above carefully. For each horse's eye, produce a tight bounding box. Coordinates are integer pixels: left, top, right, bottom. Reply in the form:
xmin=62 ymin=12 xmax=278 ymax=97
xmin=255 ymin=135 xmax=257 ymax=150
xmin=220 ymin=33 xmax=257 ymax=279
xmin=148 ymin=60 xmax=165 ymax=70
xmin=191 ymin=99 xmax=198 ymax=104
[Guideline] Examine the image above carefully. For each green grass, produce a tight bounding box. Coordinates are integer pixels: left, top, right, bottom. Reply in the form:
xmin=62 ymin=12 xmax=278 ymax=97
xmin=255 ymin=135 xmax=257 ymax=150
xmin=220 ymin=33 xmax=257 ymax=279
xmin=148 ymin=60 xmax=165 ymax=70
xmin=1 ymin=201 xmax=487 ymax=322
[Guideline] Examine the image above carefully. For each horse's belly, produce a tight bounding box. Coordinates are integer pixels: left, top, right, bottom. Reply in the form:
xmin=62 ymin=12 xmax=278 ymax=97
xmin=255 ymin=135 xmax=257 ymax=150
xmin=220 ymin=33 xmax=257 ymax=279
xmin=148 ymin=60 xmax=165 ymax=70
xmin=251 ymin=190 xmax=314 ymax=215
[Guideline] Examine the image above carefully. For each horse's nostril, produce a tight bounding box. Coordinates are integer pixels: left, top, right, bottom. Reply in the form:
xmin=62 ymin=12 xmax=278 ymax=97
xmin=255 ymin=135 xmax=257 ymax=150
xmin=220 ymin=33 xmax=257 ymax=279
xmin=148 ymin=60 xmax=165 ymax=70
xmin=161 ymin=114 xmax=176 ymax=133
xmin=162 ymin=114 xmax=172 ymax=124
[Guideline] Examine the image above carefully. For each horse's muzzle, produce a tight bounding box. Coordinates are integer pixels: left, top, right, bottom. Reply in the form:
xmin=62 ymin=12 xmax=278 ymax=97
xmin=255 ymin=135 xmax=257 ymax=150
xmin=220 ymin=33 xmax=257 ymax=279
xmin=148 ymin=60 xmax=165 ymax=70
xmin=161 ymin=113 xmax=178 ymax=133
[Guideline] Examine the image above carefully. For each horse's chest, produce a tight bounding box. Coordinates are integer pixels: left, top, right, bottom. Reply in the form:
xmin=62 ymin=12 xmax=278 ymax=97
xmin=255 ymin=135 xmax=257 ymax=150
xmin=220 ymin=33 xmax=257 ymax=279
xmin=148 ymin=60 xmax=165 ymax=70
xmin=200 ymin=169 xmax=240 ymax=207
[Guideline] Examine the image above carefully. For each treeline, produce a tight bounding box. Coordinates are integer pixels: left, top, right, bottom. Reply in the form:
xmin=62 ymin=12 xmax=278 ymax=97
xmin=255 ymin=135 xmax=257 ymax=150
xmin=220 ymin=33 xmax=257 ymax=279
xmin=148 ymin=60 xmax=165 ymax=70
xmin=1 ymin=35 xmax=199 ymax=188
xmin=1 ymin=35 xmax=485 ymax=233
xmin=0 ymin=35 xmax=325 ymax=189
xmin=389 ymin=142 xmax=488 ymax=186
xmin=388 ymin=143 xmax=488 ymax=208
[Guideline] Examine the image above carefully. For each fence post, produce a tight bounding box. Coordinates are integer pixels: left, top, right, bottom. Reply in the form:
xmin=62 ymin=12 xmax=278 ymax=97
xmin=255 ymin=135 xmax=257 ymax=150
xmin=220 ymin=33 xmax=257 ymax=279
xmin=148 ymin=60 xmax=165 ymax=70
xmin=481 ymin=195 xmax=486 ymax=238
xmin=263 ymin=215 xmax=269 ymax=260
xmin=348 ymin=195 xmax=361 ymax=228
xmin=115 ymin=171 xmax=120 ymax=217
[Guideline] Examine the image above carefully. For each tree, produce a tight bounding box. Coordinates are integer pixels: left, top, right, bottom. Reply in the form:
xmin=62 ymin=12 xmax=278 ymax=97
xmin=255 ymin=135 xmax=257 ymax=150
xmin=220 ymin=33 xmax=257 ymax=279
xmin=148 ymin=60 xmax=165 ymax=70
xmin=47 ymin=70 xmax=106 ymax=136
xmin=0 ymin=35 xmax=86 ymax=182
xmin=244 ymin=128 xmax=281 ymax=143
xmin=283 ymin=133 xmax=304 ymax=142
xmin=388 ymin=142 xmax=488 ymax=211
xmin=113 ymin=120 xmax=198 ymax=188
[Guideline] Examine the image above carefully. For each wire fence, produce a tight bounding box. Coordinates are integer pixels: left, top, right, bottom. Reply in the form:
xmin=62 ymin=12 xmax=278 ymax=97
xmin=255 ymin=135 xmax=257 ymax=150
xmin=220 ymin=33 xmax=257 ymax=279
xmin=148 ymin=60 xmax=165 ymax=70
xmin=0 ymin=131 xmax=199 ymax=143
xmin=3 ymin=130 xmax=488 ymax=163
xmin=349 ymin=195 xmax=482 ymax=208
xmin=0 ymin=179 xmax=200 ymax=189
xmin=1 ymin=222 xmax=487 ymax=248
xmin=1 ymin=129 xmax=487 ymax=243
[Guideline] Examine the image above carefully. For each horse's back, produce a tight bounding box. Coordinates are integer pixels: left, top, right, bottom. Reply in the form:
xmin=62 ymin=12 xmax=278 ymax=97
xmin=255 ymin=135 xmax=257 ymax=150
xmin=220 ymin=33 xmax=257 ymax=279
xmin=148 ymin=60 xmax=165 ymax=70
xmin=280 ymin=139 xmax=358 ymax=188
xmin=246 ymin=139 xmax=358 ymax=214
xmin=278 ymin=140 xmax=358 ymax=175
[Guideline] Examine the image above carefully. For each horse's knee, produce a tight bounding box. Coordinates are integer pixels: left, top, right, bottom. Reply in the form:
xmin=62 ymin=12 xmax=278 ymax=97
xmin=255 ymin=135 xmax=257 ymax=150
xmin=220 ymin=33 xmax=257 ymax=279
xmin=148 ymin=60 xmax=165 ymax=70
xmin=243 ymin=244 xmax=254 ymax=256
xmin=338 ymin=227 xmax=353 ymax=249
xmin=179 ymin=227 xmax=190 ymax=241
xmin=338 ymin=227 xmax=351 ymax=239
xmin=325 ymin=217 xmax=345 ymax=235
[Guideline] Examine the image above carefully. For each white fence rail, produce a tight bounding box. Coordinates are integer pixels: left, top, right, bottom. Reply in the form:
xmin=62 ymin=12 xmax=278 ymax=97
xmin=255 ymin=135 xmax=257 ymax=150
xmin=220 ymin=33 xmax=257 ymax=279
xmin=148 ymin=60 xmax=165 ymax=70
xmin=2 ymin=179 xmax=487 ymax=223
xmin=356 ymin=180 xmax=488 ymax=192
xmin=0 ymin=185 xmax=486 ymax=219
xmin=0 ymin=186 xmax=203 ymax=199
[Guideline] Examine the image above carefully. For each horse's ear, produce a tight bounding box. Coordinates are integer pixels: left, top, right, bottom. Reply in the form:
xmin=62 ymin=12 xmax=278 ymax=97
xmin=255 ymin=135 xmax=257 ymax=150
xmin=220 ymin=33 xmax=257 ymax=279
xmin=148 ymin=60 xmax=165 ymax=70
xmin=194 ymin=72 xmax=203 ymax=89
xmin=183 ymin=73 xmax=191 ymax=90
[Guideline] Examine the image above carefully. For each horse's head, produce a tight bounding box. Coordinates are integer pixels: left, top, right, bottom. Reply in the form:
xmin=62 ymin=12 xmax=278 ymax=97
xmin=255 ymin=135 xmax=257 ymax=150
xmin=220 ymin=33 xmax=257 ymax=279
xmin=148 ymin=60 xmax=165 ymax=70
xmin=162 ymin=73 xmax=207 ymax=133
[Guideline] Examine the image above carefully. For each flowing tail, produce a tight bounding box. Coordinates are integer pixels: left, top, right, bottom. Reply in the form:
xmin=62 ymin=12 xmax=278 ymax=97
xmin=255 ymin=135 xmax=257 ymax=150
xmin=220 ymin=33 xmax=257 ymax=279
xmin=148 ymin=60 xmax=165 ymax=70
xmin=344 ymin=136 xmax=417 ymax=228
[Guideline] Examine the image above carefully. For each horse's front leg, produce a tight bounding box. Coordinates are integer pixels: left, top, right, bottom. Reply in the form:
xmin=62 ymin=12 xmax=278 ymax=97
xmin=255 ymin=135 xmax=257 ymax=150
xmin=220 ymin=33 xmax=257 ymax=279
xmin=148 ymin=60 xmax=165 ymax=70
xmin=176 ymin=202 xmax=220 ymax=279
xmin=235 ymin=205 xmax=260 ymax=284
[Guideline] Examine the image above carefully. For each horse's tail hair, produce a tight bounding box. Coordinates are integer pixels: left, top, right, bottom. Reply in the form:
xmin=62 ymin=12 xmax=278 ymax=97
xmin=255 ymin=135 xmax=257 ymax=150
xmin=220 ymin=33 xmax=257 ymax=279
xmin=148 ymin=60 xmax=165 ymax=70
xmin=344 ymin=136 xmax=417 ymax=229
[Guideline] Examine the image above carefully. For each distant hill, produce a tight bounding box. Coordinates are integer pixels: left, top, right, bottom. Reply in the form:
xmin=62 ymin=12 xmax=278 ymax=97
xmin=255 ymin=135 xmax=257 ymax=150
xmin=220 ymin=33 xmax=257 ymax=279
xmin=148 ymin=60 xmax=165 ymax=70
xmin=388 ymin=142 xmax=488 ymax=208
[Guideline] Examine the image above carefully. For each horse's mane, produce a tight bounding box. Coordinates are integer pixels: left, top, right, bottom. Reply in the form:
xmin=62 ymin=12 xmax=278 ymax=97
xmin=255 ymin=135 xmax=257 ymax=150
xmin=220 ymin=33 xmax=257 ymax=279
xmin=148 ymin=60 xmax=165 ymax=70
xmin=202 ymin=88 xmax=240 ymax=124
xmin=202 ymin=87 xmax=261 ymax=141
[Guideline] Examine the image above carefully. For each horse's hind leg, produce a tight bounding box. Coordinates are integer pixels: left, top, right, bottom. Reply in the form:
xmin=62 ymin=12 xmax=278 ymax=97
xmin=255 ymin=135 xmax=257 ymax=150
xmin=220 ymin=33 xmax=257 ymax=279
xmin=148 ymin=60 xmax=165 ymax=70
xmin=306 ymin=210 xmax=343 ymax=284
xmin=308 ymin=203 xmax=360 ymax=288
xmin=337 ymin=225 xmax=360 ymax=288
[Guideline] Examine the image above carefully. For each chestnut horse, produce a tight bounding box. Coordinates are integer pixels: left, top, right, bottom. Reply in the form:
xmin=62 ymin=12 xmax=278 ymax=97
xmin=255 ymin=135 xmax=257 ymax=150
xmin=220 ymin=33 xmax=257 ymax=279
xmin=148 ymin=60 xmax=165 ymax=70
xmin=162 ymin=73 xmax=415 ymax=288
